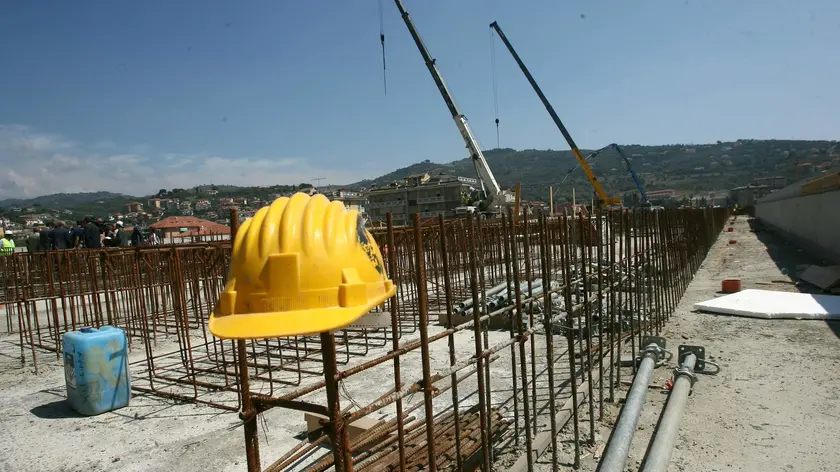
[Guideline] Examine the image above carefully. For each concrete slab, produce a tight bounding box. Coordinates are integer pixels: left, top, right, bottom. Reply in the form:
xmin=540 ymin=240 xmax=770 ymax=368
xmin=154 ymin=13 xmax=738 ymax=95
xmin=694 ymin=289 xmax=840 ymax=320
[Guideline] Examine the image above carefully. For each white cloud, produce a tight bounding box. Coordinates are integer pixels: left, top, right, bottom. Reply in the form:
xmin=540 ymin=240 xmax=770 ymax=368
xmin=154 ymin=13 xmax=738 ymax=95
xmin=107 ymin=154 xmax=145 ymax=165
xmin=0 ymin=124 xmax=371 ymax=199
xmin=0 ymin=125 xmax=75 ymax=153
xmin=48 ymin=154 xmax=82 ymax=171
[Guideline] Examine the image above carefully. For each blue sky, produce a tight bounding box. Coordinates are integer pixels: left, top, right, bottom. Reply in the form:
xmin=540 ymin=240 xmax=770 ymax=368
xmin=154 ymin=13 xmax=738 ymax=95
xmin=1 ymin=0 xmax=837 ymax=198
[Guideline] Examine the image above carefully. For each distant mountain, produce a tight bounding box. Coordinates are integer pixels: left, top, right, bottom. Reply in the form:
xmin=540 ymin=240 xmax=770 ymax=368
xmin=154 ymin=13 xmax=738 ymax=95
xmin=0 ymin=191 xmax=133 ymax=208
xmin=349 ymin=140 xmax=839 ymax=202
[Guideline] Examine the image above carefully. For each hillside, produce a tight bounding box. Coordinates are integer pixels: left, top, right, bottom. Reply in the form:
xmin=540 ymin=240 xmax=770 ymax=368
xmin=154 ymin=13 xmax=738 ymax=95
xmin=0 ymin=191 xmax=130 ymax=208
xmin=352 ymin=139 xmax=839 ymax=202
xmin=0 ymin=139 xmax=837 ymax=221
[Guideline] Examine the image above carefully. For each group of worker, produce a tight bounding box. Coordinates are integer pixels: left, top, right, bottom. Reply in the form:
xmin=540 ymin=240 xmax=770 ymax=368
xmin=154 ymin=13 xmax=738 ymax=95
xmin=0 ymin=217 xmax=161 ymax=257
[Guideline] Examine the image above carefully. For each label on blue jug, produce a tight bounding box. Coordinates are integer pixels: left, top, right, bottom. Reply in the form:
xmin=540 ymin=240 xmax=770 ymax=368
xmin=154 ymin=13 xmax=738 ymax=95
xmin=64 ymin=352 xmax=76 ymax=389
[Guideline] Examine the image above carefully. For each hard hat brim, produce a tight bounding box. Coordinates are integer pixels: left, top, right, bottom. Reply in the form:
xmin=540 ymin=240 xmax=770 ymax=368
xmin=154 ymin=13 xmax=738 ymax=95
xmin=208 ymin=284 xmax=396 ymax=339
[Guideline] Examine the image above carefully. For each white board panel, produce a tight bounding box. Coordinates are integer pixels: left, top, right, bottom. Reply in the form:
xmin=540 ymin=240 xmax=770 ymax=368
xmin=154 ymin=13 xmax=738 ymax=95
xmin=693 ymin=289 xmax=840 ymax=320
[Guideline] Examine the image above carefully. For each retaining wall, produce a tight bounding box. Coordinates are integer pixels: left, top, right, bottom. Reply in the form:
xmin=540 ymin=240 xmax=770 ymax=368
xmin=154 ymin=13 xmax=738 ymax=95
xmin=756 ymin=170 xmax=840 ymax=263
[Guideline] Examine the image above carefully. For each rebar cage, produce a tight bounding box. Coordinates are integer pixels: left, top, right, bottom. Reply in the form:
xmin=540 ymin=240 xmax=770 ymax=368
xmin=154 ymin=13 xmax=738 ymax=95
xmin=0 ymin=206 xmax=730 ymax=471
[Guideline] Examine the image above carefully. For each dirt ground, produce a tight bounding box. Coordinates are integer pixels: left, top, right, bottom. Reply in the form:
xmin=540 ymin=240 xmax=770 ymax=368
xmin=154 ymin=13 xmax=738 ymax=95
xmin=576 ymin=216 xmax=840 ymax=472
xmin=0 ymin=307 xmax=536 ymax=471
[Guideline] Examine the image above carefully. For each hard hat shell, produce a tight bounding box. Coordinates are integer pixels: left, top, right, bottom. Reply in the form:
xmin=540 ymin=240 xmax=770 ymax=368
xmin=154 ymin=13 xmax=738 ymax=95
xmin=209 ymin=193 xmax=395 ymax=339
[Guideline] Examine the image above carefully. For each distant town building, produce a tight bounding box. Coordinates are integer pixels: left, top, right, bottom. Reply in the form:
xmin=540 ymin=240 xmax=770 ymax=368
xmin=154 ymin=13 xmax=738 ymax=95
xmin=21 ymin=215 xmax=44 ymax=226
xmin=166 ymin=199 xmax=180 ymax=211
xmin=147 ymin=198 xmax=164 ymax=209
xmin=324 ymin=190 xmax=366 ymax=213
xmin=646 ymin=189 xmax=678 ymax=200
xmin=365 ymin=173 xmax=478 ymax=226
xmin=125 ymin=202 xmax=144 ymax=213
xmin=750 ymin=176 xmax=787 ymax=190
xmin=731 ymin=185 xmax=772 ymax=207
xmin=149 ymin=216 xmax=230 ymax=242
xmin=731 ymin=176 xmax=786 ymax=207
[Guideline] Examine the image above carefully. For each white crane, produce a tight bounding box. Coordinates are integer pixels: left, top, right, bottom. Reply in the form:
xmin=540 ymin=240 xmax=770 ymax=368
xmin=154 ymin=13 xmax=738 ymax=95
xmin=393 ymin=0 xmax=512 ymax=216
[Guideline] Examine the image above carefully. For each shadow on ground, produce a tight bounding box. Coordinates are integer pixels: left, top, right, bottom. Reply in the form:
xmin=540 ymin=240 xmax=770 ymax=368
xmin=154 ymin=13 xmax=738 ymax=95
xmin=30 ymin=399 xmax=84 ymax=419
xmin=747 ymin=217 xmax=840 ymax=340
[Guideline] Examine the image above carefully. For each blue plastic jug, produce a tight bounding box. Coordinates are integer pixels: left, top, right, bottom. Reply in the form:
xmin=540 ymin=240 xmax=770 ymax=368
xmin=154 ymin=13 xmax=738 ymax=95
xmin=62 ymin=326 xmax=131 ymax=416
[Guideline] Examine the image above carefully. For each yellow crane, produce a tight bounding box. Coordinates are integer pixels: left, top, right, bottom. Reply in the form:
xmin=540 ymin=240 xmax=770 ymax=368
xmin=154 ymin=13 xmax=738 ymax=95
xmin=490 ymin=21 xmax=621 ymax=207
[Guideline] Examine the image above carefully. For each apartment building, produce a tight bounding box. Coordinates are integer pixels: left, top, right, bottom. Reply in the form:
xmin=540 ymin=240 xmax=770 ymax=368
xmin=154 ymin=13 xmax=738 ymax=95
xmin=324 ymin=190 xmax=366 ymax=213
xmin=366 ymin=173 xmax=478 ymax=226
xmin=125 ymin=202 xmax=143 ymax=213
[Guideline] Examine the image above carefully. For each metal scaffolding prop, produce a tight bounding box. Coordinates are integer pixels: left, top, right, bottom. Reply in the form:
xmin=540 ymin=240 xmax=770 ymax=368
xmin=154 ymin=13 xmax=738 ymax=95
xmin=0 ymin=206 xmax=730 ymax=470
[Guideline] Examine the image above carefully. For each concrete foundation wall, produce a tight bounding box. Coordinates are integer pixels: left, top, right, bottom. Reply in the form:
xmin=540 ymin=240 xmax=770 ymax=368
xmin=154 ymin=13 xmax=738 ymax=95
xmin=756 ymin=172 xmax=840 ymax=264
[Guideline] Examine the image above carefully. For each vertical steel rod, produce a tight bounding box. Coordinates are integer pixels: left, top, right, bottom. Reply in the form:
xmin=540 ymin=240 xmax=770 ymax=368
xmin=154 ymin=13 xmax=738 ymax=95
xmin=559 ymin=210 xmax=581 ymax=468
xmin=413 ymin=213 xmax=438 ymax=471
xmin=507 ymin=208 xmax=534 ymax=471
xmin=321 ymin=332 xmax=354 ymax=471
xmin=230 ymin=209 xmax=261 ymax=472
xmin=385 ymin=213 xmax=408 ymax=471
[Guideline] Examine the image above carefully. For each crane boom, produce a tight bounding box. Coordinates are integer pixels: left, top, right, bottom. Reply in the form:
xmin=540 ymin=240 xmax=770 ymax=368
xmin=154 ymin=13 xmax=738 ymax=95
xmin=393 ymin=0 xmax=505 ymax=210
xmin=489 ymin=21 xmax=621 ymax=207
xmin=569 ymin=144 xmax=650 ymax=203
xmin=610 ymin=144 xmax=649 ymax=203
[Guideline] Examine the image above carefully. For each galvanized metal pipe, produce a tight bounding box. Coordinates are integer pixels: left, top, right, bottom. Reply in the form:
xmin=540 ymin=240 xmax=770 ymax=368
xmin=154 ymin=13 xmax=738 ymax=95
xmin=597 ymin=341 xmax=663 ymax=472
xmin=456 ymin=280 xmax=508 ymax=310
xmin=640 ymin=353 xmax=697 ymax=472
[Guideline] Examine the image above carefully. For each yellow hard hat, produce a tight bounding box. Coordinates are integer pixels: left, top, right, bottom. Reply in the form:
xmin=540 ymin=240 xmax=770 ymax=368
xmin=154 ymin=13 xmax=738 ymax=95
xmin=209 ymin=193 xmax=396 ymax=339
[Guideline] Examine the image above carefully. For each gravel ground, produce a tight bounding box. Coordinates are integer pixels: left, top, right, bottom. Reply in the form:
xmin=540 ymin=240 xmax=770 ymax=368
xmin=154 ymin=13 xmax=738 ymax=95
xmin=578 ymin=216 xmax=840 ymax=472
xmin=0 ymin=311 xmax=534 ymax=471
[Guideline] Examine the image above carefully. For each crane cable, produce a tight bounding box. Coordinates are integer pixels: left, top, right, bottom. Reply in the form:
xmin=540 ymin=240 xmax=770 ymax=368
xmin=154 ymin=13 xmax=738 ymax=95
xmin=379 ymin=0 xmax=387 ymax=95
xmin=490 ymin=27 xmax=500 ymax=148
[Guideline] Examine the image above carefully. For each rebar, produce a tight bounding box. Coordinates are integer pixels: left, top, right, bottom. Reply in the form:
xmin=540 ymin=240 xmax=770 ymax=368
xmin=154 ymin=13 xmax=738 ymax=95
xmin=0 ymin=207 xmax=732 ymax=472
